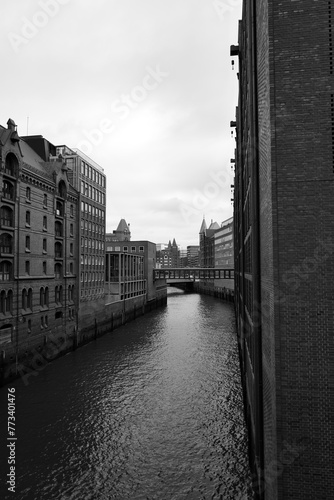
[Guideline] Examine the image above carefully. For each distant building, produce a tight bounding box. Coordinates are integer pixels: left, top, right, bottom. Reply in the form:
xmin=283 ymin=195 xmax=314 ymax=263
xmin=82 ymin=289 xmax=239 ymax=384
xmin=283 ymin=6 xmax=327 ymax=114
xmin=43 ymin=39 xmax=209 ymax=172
xmin=156 ymin=238 xmax=180 ymax=268
xmin=106 ymin=219 xmax=131 ymax=242
xmin=179 ymin=248 xmax=188 ymax=267
xmin=199 ymin=218 xmax=219 ymax=268
xmin=105 ymin=240 xmax=166 ymax=303
xmin=214 ymin=217 xmax=233 ymax=268
xmin=22 ymin=137 xmax=107 ymax=333
xmin=187 ymin=245 xmax=200 ymax=267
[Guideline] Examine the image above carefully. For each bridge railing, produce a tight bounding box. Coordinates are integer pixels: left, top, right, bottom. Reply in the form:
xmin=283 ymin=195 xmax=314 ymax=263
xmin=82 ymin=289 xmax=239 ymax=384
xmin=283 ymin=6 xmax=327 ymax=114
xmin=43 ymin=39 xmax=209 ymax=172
xmin=153 ymin=268 xmax=234 ymax=281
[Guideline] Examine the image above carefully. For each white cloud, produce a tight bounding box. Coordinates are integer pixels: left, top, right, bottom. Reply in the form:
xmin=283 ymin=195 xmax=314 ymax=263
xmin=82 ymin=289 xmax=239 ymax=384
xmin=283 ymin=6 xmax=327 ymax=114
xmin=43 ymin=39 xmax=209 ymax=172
xmin=1 ymin=0 xmax=241 ymax=247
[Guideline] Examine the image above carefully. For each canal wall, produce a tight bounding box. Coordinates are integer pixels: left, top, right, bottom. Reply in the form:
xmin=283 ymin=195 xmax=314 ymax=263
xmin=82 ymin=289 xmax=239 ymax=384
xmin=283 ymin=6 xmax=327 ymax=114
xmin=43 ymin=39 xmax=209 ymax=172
xmin=0 ymin=292 xmax=167 ymax=387
xmin=193 ymin=281 xmax=234 ymax=302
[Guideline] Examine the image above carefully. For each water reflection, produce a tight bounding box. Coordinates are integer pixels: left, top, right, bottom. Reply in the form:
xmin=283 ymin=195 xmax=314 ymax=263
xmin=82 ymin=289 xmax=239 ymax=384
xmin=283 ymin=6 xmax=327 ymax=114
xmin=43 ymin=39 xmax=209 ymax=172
xmin=0 ymin=290 xmax=251 ymax=499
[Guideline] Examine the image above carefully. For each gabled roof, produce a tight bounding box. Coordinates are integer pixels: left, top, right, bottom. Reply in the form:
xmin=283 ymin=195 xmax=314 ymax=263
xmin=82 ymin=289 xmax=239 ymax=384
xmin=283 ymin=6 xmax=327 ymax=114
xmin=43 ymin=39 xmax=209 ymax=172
xmin=208 ymin=221 xmax=220 ymax=230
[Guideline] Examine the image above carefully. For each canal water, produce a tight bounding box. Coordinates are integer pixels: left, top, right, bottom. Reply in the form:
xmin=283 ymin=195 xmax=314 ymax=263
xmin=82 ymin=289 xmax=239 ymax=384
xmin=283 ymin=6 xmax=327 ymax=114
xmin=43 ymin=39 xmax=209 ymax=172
xmin=0 ymin=289 xmax=252 ymax=500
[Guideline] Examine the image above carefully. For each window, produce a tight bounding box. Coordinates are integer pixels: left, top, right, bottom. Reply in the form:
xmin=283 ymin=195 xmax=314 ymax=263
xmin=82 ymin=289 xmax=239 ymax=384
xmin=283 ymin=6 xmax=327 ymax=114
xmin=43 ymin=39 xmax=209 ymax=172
xmin=25 ymin=235 xmax=30 ymax=252
xmin=5 ymin=290 xmax=13 ymax=315
xmin=0 ymin=290 xmax=5 ymax=314
xmin=69 ymin=263 xmax=73 ymax=274
xmin=123 ymin=246 xmax=128 ymax=252
xmin=43 ymin=194 xmax=47 ymax=207
xmin=43 ymin=239 xmax=47 ymax=253
xmin=70 ymin=204 xmax=74 ymax=216
xmin=45 ymin=316 xmax=48 ymax=328
xmin=70 ymin=243 xmax=73 ymax=256
xmin=70 ymin=223 xmax=73 ymax=237
xmin=55 ymin=242 xmax=62 ymax=258
xmin=55 ymin=263 xmax=62 ymax=279
xmin=43 ymin=216 xmax=47 ymax=231
xmin=26 ymin=187 xmax=31 ymax=201
xmin=27 ymin=319 xmax=31 ymax=334
xmin=58 ymin=181 xmax=66 ymax=198
xmin=5 ymin=153 xmax=18 ymax=177
xmin=3 ymin=181 xmax=14 ymax=200
xmin=22 ymin=289 xmax=27 ymax=310
xmin=0 ymin=234 xmax=13 ymax=254
xmin=131 ymin=246 xmax=136 ymax=253
xmin=139 ymin=246 xmax=144 ymax=253
xmin=25 ymin=261 xmax=30 ymax=275
xmin=41 ymin=317 xmax=44 ymax=329
xmin=55 ymin=221 xmax=62 ymax=237
xmin=27 ymin=288 xmax=32 ymax=310
xmin=40 ymin=287 xmax=45 ymax=307
xmin=56 ymin=201 xmax=63 ymax=217
xmin=25 ymin=211 xmax=30 ymax=227
xmin=1 ymin=207 xmax=13 ymax=227
xmin=43 ymin=261 xmax=47 ymax=274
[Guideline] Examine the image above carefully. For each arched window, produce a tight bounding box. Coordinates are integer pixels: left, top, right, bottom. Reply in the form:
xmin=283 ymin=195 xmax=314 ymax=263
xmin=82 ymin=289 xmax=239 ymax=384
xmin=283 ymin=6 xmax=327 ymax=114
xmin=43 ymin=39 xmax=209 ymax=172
xmin=1 ymin=207 xmax=13 ymax=227
xmin=22 ymin=289 xmax=27 ymax=310
xmin=55 ymin=263 xmax=62 ymax=279
xmin=55 ymin=286 xmax=63 ymax=304
xmin=55 ymin=221 xmax=63 ymax=238
xmin=55 ymin=242 xmax=62 ymax=258
xmin=27 ymin=288 xmax=33 ymax=310
xmin=56 ymin=201 xmax=63 ymax=217
xmin=58 ymin=181 xmax=67 ymax=198
xmin=0 ymin=234 xmax=13 ymax=254
xmin=0 ymin=261 xmax=11 ymax=281
xmin=6 ymin=290 xmax=13 ymax=314
xmin=25 ymin=235 xmax=30 ymax=251
xmin=5 ymin=153 xmax=18 ymax=177
xmin=26 ymin=187 xmax=31 ymax=201
xmin=45 ymin=287 xmax=49 ymax=307
xmin=0 ymin=290 xmax=6 ymax=314
xmin=3 ymin=180 xmax=14 ymax=200
xmin=40 ymin=287 xmax=45 ymax=307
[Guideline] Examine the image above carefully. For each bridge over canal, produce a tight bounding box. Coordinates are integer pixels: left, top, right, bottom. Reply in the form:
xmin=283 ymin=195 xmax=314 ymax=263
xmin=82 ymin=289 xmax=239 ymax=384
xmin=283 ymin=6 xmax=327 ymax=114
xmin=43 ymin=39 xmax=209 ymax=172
xmin=153 ymin=268 xmax=234 ymax=285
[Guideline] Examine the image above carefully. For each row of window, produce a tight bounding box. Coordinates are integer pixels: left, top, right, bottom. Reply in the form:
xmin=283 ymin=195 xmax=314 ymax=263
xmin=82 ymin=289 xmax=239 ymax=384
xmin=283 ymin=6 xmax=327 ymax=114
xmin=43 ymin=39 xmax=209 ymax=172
xmin=81 ymin=182 xmax=105 ymax=205
xmin=81 ymin=202 xmax=105 ymax=220
xmin=81 ymin=255 xmax=104 ymax=266
xmin=80 ymin=161 xmax=105 ymax=187
xmin=106 ymin=246 xmax=145 ymax=253
xmin=0 ymin=260 xmax=75 ymax=280
xmin=24 ymin=238 xmax=74 ymax=257
xmin=19 ymin=285 xmax=75 ymax=312
xmin=80 ymin=272 xmax=104 ymax=284
xmin=80 ymin=219 xmax=104 ymax=236
xmin=81 ymin=238 xmax=104 ymax=251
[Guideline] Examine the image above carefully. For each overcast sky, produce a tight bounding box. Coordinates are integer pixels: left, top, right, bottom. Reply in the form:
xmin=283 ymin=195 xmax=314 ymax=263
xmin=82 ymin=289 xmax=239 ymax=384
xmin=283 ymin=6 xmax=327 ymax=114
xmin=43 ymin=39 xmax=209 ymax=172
xmin=1 ymin=0 xmax=241 ymax=248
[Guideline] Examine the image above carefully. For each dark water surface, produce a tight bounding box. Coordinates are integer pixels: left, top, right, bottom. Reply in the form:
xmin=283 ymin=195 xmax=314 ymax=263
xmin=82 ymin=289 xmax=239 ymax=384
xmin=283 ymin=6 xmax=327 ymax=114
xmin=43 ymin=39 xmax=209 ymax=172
xmin=0 ymin=289 xmax=252 ymax=499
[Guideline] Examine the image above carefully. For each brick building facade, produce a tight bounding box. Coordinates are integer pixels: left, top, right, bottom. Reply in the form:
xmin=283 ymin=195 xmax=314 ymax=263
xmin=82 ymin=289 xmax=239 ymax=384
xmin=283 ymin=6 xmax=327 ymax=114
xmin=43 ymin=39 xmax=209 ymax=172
xmin=0 ymin=119 xmax=79 ymax=371
xmin=232 ymin=2 xmax=334 ymax=498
